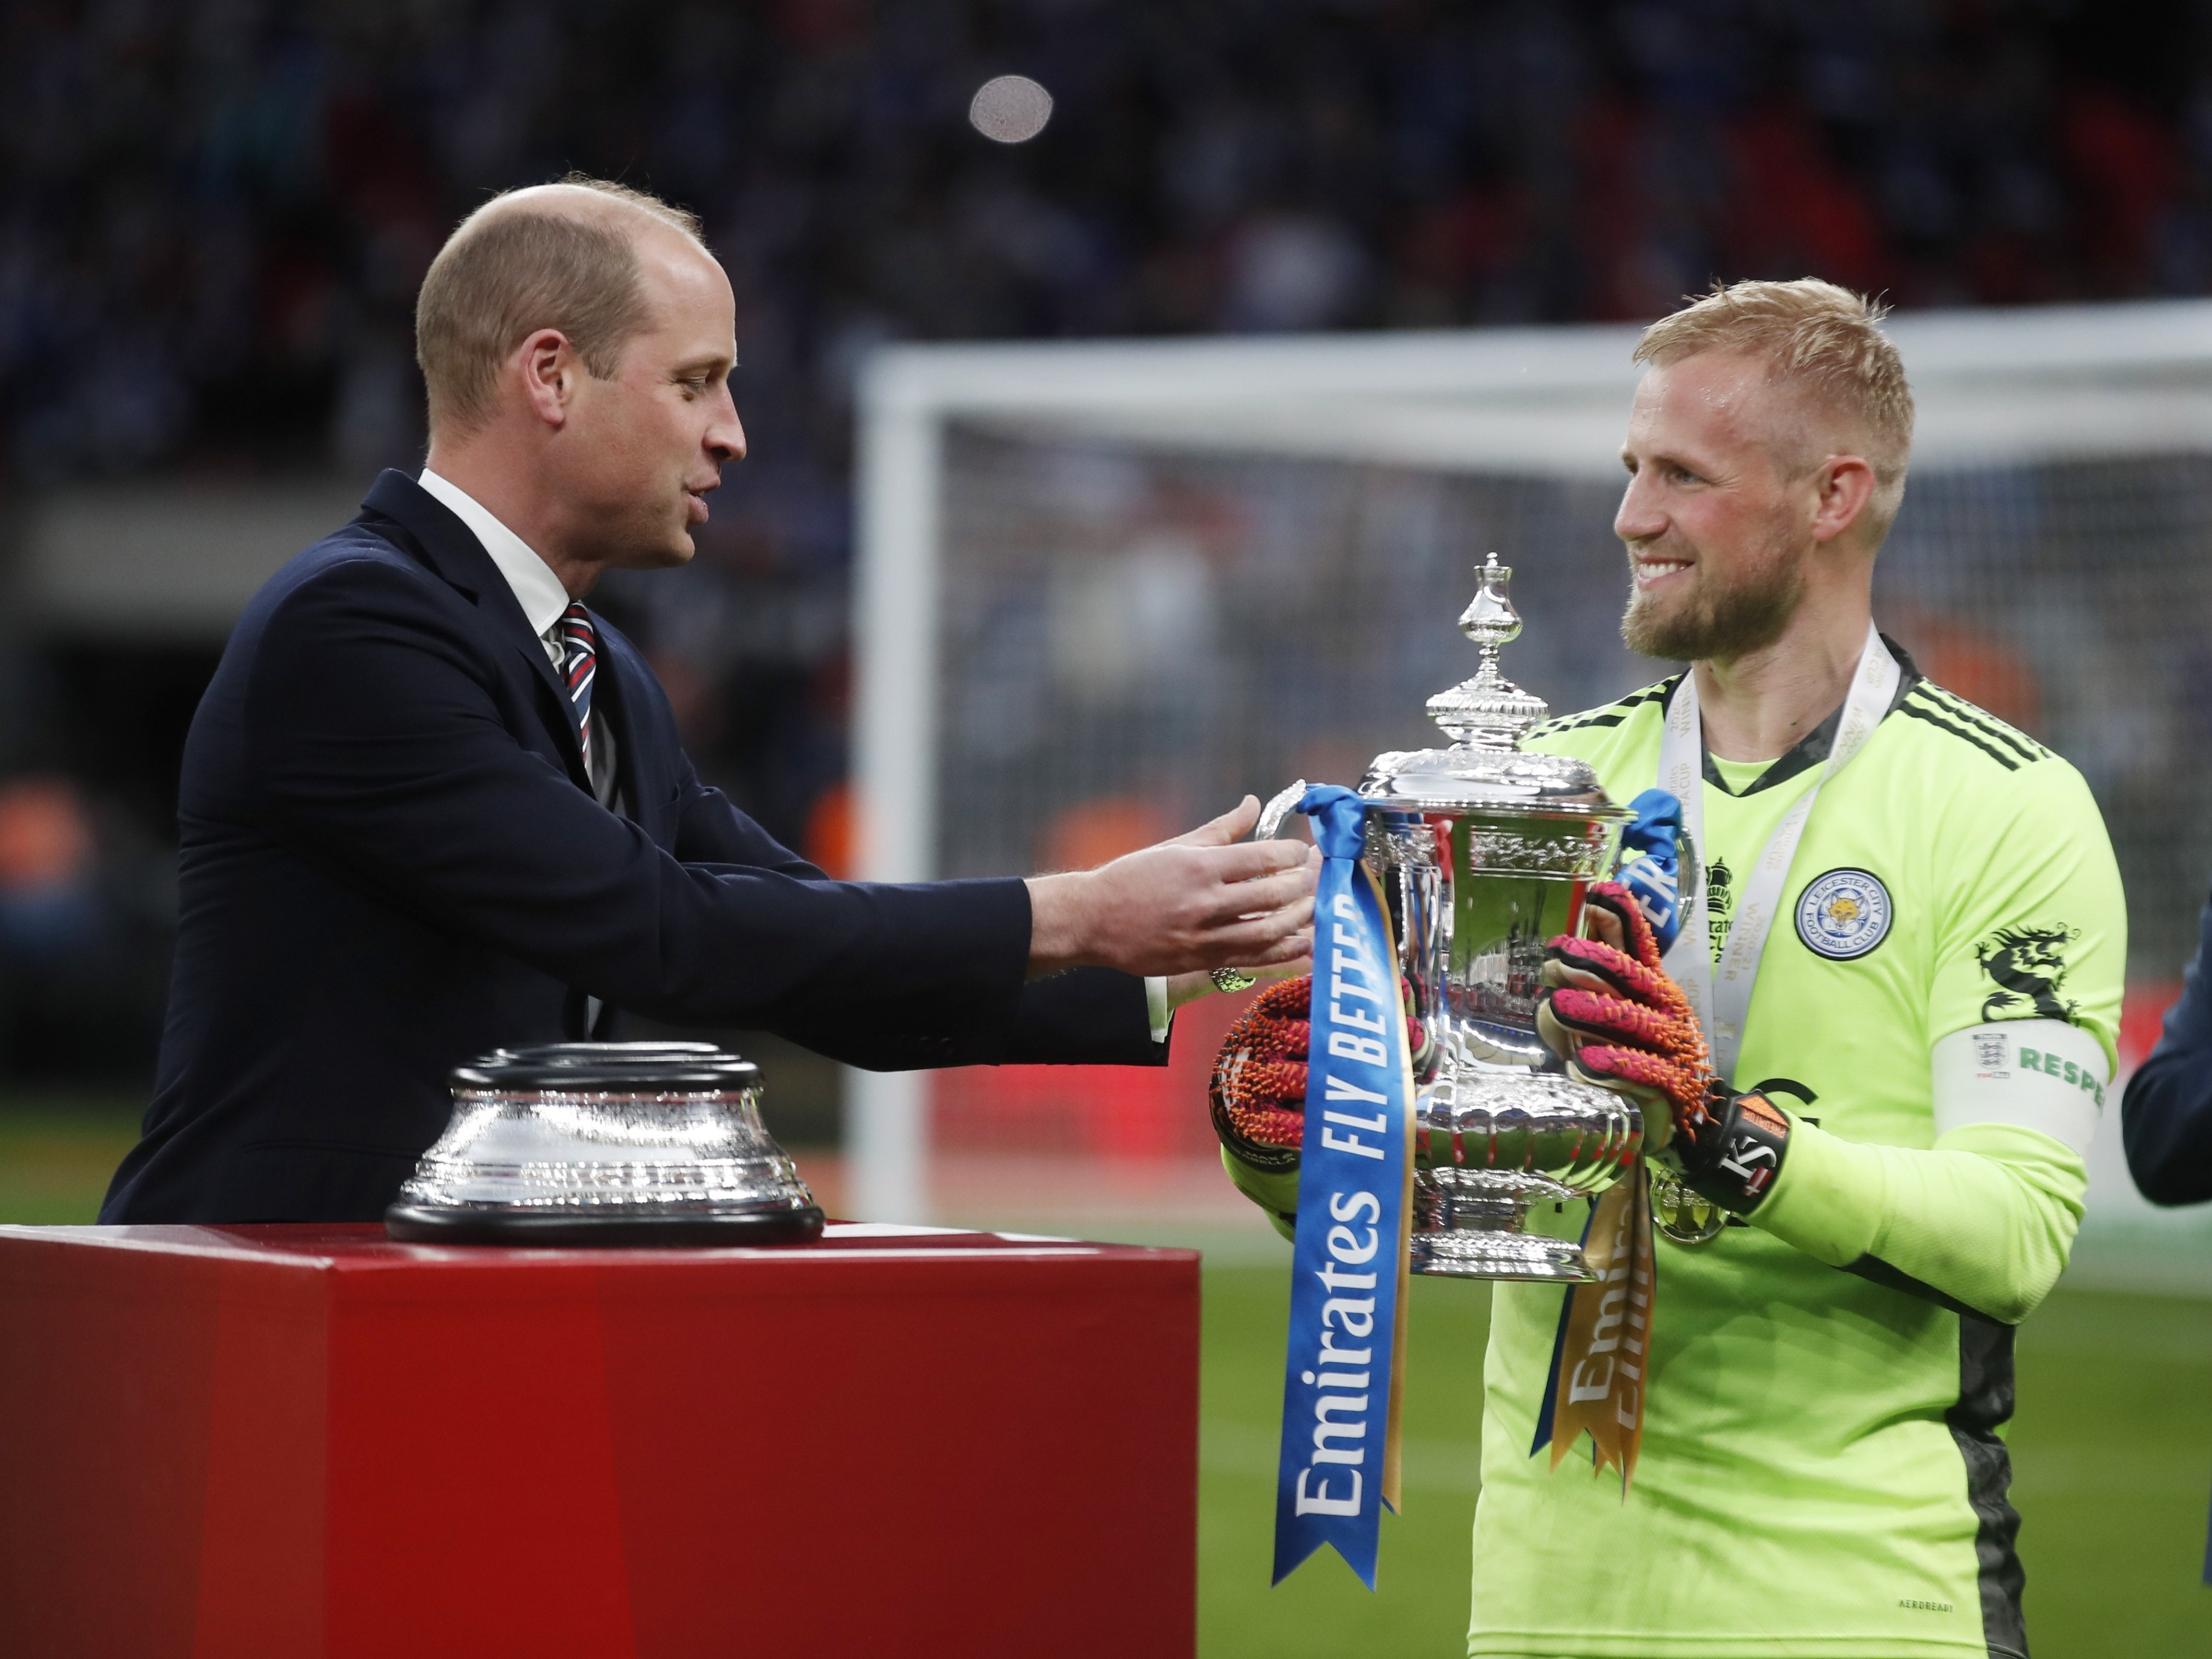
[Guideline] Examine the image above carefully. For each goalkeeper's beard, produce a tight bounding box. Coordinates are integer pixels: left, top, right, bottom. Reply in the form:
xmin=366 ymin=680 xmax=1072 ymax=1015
xmin=1620 ymin=539 xmax=1806 ymax=662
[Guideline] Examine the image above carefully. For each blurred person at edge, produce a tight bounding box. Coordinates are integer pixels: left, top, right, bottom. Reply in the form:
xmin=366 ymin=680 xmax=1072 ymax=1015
xmin=102 ymin=179 xmax=1312 ymax=1224
xmin=2121 ymin=910 xmax=2212 ymax=1203
xmin=1214 ymin=280 xmax=2125 ymax=1657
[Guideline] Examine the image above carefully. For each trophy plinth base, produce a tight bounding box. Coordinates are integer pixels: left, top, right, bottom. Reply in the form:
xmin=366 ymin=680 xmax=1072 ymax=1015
xmin=1408 ymin=1165 xmax=1605 ymax=1281
xmin=383 ymin=1202 xmax=826 ymax=1248
xmin=1410 ymin=1222 xmax=1595 ymax=1282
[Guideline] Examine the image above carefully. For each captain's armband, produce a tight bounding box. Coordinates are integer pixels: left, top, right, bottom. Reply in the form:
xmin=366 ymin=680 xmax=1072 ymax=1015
xmin=1931 ymin=1019 xmax=2109 ymax=1157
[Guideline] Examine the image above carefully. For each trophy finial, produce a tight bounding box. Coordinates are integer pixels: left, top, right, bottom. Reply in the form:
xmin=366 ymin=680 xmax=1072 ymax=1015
xmin=1425 ymin=554 xmax=1549 ymax=750
xmin=1459 ymin=551 xmax=1521 ymax=650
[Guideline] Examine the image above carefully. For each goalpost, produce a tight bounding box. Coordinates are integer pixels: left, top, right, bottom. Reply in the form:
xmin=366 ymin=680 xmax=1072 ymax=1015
xmin=848 ymin=300 xmax=2212 ymax=1253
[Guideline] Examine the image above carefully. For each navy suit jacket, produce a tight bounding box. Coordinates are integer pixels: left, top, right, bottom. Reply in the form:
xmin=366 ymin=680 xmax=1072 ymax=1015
xmin=103 ymin=471 xmax=1161 ymax=1223
xmin=2122 ymin=886 xmax=2212 ymax=1206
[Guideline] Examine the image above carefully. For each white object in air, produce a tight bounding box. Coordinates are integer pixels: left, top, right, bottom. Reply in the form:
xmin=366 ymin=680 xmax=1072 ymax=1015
xmin=969 ymin=74 xmax=1053 ymax=143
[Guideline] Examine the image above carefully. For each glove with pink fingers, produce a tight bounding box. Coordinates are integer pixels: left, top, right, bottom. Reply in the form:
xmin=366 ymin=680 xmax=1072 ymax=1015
xmin=1537 ymin=882 xmax=1792 ymax=1214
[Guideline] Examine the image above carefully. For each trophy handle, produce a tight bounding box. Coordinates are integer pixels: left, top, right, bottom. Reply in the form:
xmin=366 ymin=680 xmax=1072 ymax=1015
xmin=1254 ymin=779 xmax=1309 ymax=842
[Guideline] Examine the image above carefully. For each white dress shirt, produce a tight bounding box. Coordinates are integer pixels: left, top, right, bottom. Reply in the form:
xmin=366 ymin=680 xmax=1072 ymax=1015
xmin=418 ymin=469 xmax=619 ymax=809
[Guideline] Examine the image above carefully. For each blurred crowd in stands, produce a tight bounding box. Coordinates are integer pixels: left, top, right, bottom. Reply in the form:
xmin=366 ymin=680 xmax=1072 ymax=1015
xmin=0 ymin=0 xmax=2198 ymax=1081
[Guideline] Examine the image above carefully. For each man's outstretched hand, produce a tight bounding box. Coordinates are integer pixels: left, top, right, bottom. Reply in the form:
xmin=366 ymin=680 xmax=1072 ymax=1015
xmin=1026 ymin=795 xmax=1317 ymax=980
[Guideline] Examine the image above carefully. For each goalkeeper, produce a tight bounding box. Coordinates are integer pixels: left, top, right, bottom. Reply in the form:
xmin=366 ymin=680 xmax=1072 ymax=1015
xmin=1213 ymin=278 xmax=2122 ymax=1659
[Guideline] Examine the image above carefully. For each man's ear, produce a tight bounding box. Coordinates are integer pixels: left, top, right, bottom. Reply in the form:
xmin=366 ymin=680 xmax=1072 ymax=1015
xmin=515 ymin=329 xmax=577 ymax=430
xmin=1809 ymin=454 xmax=1877 ymax=546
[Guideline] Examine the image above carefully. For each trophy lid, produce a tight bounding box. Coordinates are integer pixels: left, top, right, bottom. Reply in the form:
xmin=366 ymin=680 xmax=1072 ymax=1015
xmin=1357 ymin=553 xmax=1624 ymax=817
xmin=451 ymin=1041 xmax=762 ymax=1093
xmin=1358 ymin=744 xmax=1616 ymax=814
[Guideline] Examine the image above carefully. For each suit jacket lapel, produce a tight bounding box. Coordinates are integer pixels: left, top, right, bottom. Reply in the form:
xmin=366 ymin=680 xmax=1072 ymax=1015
xmin=360 ymin=470 xmax=589 ymax=779
xmin=592 ymin=626 xmax=670 ymax=840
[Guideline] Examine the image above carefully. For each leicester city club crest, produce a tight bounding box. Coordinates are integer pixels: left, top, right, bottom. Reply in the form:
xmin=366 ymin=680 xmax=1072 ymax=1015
xmin=1795 ymin=868 xmax=1892 ymax=960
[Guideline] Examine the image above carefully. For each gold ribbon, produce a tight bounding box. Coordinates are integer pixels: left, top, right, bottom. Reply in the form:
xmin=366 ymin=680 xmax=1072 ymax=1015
xmin=1374 ymin=861 xmax=1414 ymax=1518
xmin=1544 ymin=1165 xmax=1655 ymax=1489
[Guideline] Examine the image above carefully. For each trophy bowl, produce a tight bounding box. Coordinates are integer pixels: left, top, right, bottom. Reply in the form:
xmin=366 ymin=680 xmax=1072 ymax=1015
xmin=1410 ymin=1072 xmax=1641 ymax=1279
xmin=384 ymin=1041 xmax=826 ymax=1246
xmin=1256 ymin=553 xmax=1643 ymax=1282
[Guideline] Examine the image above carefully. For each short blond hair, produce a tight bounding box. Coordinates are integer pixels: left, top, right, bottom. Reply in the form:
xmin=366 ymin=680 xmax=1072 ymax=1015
xmin=1635 ymin=278 xmax=1914 ymax=538
xmin=415 ymin=176 xmax=705 ymax=436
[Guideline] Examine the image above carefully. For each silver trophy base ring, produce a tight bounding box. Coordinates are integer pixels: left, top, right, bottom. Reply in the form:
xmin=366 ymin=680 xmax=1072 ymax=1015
xmin=384 ymin=1201 xmax=827 ymax=1248
xmin=1410 ymin=1226 xmax=1597 ymax=1282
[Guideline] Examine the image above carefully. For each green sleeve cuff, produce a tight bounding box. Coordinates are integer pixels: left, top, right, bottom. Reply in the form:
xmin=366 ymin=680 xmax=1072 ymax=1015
xmin=1749 ymin=1114 xmax=1886 ymax=1268
xmin=1220 ymin=1146 xmax=1299 ymax=1243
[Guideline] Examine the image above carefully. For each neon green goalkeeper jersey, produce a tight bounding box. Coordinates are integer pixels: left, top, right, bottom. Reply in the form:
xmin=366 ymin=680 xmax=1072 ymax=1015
xmin=1464 ymin=652 xmax=2125 ymax=1659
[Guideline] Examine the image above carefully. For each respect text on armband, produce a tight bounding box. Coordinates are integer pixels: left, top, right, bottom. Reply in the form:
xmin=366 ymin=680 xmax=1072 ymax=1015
xmin=2019 ymin=1044 xmax=2106 ymax=1108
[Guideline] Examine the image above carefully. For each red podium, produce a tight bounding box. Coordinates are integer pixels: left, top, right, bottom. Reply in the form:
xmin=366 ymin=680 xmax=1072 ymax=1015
xmin=0 ymin=1222 xmax=1198 ymax=1658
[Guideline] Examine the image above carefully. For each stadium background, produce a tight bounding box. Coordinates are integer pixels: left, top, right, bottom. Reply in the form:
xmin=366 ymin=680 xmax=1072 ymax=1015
xmin=2 ymin=1 xmax=2209 ymax=1651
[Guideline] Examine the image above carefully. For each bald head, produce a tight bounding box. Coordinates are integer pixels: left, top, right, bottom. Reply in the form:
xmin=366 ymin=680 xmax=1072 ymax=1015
xmin=415 ymin=177 xmax=709 ymax=438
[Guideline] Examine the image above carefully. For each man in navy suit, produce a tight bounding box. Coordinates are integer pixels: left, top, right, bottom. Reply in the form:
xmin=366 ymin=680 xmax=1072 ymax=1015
xmin=102 ymin=180 xmax=1311 ymax=1224
xmin=2122 ymin=893 xmax=2212 ymax=1206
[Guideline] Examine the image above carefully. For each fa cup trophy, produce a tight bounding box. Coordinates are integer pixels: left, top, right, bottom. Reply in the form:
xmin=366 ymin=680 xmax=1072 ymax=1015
xmin=1234 ymin=554 xmax=1643 ymax=1281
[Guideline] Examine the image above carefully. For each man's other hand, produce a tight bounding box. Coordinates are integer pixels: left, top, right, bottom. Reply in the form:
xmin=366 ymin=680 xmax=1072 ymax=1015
xmin=1026 ymin=795 xmax=1317 ymax=978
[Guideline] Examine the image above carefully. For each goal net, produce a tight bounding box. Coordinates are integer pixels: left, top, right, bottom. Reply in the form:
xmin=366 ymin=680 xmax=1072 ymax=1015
xmin=850 ymin=303 xmax=2212 ymax=1275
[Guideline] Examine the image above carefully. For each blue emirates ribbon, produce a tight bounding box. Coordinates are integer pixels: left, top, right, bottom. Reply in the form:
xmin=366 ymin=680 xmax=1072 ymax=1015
xmin=1272 ymin=785 xmax=1414 ymax=1589
xmin=1616 ymin=787 xmax=1686 ymax=954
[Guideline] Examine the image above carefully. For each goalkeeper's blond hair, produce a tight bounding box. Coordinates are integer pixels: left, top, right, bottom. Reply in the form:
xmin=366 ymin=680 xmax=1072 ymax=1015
xmin=1637 ymin=278 xmax=1914 ymax=542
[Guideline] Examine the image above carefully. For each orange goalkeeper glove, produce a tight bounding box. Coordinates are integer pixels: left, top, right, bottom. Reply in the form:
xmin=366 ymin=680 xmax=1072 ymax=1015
xmin=1208 ymin=976 xmax=1311 ymax=1171
xmin=1209 ymin=974 xmax=1427 ymax=1171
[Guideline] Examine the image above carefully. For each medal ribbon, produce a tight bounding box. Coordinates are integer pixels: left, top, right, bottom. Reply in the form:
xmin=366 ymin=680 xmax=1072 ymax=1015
xmin=1271 ymin=785 xmax=1415 ymax=1589
xmin=1660 ymin=623 xmax=1899 ymax=1084
xmin=1534 ymin=624 xmax=1897 ymax=1488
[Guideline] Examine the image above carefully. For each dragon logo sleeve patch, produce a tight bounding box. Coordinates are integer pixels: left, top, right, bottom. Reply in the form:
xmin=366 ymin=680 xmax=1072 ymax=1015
xmin=1794 ymin=868 xmax=1893 ymax=960
xmin=1975 ymin=924 xmax=2082 ymax=1022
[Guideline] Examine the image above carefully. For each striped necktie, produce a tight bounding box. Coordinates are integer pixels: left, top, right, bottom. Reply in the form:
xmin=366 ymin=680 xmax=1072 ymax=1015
xmin=557 ymin=602 xmax=597 ymax=774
